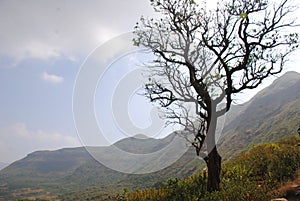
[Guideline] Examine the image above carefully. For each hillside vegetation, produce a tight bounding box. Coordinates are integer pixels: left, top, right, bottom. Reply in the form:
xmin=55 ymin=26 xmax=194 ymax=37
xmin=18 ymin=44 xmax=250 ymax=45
xmin=100 ymin=136 xmax=300 ymax=201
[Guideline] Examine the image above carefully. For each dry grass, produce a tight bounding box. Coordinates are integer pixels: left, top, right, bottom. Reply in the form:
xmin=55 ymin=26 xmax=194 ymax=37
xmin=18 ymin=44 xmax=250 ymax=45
xmin=276 ymin=169 xmax=300 ymax=200
xmin=12 ymin=188 xmax=59 ymax=201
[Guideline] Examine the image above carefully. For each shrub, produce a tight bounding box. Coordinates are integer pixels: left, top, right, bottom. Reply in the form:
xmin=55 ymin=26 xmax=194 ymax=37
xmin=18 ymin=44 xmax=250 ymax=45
xmin=110 ymin=137 xmax=300 ymax=201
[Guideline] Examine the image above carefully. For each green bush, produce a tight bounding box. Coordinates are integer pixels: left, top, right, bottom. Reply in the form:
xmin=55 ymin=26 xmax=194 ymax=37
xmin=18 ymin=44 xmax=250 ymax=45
xmin=202 ymin=165 xmax=270 ymax=201
xmin=232 ymin=137 xmax=300 ymax=187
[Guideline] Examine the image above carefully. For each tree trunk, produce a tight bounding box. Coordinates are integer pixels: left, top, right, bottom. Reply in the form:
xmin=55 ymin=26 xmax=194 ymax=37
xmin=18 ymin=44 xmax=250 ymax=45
xmin=205 ymin=104 xmax=222 ymax=192
xmin=207 ymin=146 xmax=221 ymax=192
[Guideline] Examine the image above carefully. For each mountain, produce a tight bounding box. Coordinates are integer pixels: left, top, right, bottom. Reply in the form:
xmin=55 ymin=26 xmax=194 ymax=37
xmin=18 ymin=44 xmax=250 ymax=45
xmin=0 ymin=71 xmax=299 ymax=200
xmin=219 ymin=71 xmax=300 ymax=159
xmin=0 ymin=135 xmax=200 ymax=200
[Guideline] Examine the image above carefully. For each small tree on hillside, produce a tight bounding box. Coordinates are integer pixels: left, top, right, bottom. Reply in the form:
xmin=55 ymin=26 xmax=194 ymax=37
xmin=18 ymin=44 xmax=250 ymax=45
xmin=133 ymin=0 xmax=299 ymax=192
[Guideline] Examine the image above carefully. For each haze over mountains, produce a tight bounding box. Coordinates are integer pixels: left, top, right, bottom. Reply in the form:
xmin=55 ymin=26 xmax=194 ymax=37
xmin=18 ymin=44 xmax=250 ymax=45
xmin=0 ymin=162 xmax=8 ymax=171
xmin=220 ymin=71 xmax=300 ymax=158
xmin=0 ymin=71 xmax=299 ymax=200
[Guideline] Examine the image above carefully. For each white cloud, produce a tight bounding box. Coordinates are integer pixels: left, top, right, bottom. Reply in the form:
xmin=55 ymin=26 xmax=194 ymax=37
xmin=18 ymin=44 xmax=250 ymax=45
xmin=0 ymin=0 xmax=298 ymax=67
xmin=0 ymin=0 xmax=154 ymax=65
xmin=42 ymin=71 xmax=64 ymax=84
xmin=0 ymin=123 xmax=82 ymax=163
xmin=22 ymin=41 xmax=61 ymax=60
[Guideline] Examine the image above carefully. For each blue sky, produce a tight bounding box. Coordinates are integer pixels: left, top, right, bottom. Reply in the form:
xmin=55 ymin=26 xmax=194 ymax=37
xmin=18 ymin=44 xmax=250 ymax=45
xmin=0 ymin=0 xmax=299 ymax=164
xmin=0 ymin=0 xmax=155 ymax=163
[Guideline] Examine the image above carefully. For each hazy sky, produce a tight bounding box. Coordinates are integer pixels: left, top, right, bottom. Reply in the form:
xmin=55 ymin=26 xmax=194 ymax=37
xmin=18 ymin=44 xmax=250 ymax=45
xmin=0 ymin=0 xmax=299 ymax=164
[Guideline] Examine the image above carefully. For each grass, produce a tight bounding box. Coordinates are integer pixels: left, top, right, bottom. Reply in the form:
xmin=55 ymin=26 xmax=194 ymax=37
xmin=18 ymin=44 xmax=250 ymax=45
xmin=104 ymin=136 xmax=300 ymax=201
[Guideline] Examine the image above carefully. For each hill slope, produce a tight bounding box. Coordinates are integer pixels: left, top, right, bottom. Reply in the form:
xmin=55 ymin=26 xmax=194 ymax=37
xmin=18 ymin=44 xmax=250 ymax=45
xmin=219 ymin=71 xmax=300 ymax=159
xmin=0 ymin=137 xmax=201 ymax=200
xmin=115 ymin=136 xmax=300 ymax=201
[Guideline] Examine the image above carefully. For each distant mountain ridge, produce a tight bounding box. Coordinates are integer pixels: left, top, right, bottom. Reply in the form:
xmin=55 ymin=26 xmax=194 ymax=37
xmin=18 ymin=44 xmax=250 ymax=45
xmin=0 ymin=71 xmax=299 ymax=200
xmin=0 ymin=135 xmax=199 ymax=200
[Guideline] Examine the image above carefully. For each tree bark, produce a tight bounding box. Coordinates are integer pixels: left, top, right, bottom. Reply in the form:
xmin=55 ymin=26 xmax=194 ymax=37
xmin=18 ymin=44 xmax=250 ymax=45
xmin=207 ymin=146 xmax=222 ymax=192
xmin=205 ymin=105 xmax=222 ymax=192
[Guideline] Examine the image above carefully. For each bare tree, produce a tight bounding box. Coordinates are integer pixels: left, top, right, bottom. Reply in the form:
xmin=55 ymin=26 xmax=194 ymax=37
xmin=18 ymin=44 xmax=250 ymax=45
xmin=133 ymin=0 xmax=299 ymax=192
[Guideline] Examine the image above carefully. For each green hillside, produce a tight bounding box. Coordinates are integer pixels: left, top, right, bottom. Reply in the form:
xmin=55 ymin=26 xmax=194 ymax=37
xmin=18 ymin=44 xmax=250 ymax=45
xmin=219 ymin=71 xmax=300 ymax=160
xmin=106 ymin=136 xmax=300 ymax=201
xmin=0 ymin=138 xmax=202 ymax=200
